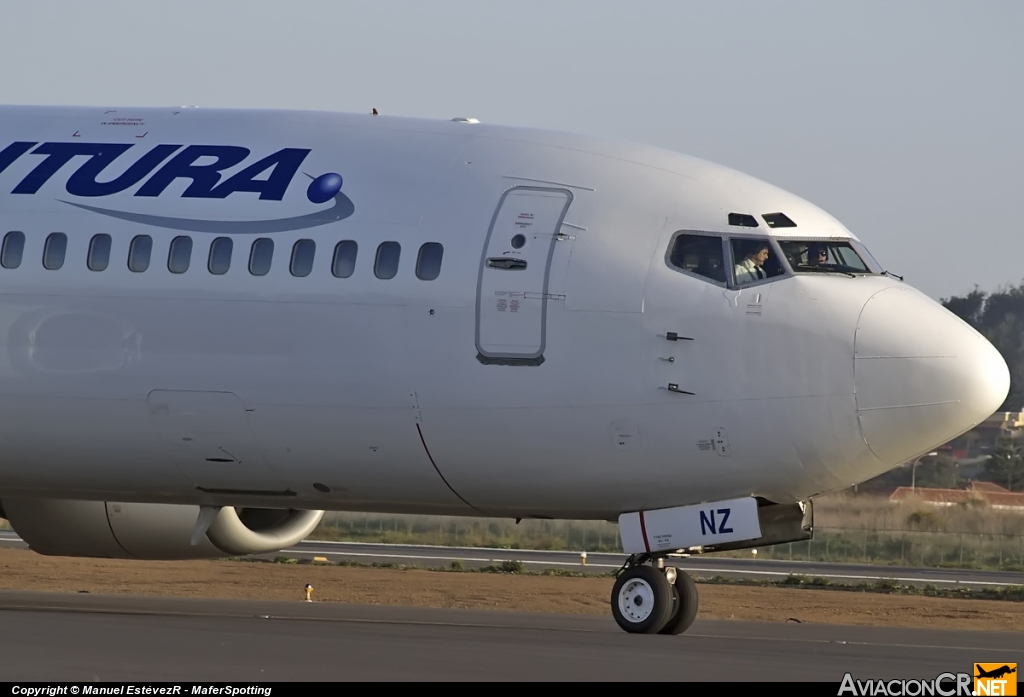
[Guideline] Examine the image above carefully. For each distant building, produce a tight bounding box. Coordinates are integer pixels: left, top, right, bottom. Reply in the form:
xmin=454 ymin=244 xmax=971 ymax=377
xmin=890 ymin=481 xmax=1024 ymax=511
xmin=942 ymin=410 xmax=1024 ymax=459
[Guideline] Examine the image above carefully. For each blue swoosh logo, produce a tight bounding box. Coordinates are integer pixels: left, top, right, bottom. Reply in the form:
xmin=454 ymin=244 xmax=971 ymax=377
xmin=58 ymin=189 xmax=354 ymax=234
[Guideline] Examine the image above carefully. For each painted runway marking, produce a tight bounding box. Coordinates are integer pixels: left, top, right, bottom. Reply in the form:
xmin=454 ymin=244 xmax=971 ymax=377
xmin=278 ymin=549 xmax=1022 ymax=586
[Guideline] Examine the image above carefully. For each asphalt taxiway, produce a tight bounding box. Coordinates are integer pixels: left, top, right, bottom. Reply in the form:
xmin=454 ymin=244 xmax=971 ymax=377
xmin=0 ymin=591 xmax=1019 ymax=681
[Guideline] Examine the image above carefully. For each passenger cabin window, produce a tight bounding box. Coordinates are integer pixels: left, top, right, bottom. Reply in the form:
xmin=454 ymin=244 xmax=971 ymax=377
xmin=332 ymin=240 xmax=357 ymax=278
xmin=1 ymin=231 xmax=25 ymax=269
xmin=168 ymin=236 xmax=192 ymax=274
xmin=208 ymin=237 xmax=232 ymax=275
xmin=667 ymin=233 xmax=725 ymax=284
xmin=290 ymin=239 xmax=315 ymax=277
xmin=43 ymin=233 xmax=67 ymax=270
xmin=88 ymin=234 xmax=111 ymax=272
xmin=249 ymin=238 xmax=273 ymax=276
xmin=416 ymin=243 xmax=443 ymax=281
xmin=777 ymin=240 xmax=872 ymax=275
xmin=128 ymin=235 xmax=152 ymax=272
xmin=730 ymin=238 xmax=785 ymax=286
xmin=374 ymin=241 xmax=400 ymax=279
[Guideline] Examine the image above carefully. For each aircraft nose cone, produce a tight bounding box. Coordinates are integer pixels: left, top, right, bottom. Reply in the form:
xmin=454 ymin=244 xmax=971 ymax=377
xmin=854 ymin=287 xmax=1010 ymax=466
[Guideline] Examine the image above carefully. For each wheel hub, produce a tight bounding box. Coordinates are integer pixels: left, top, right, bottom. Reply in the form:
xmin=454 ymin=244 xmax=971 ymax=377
xmin=618 ymin=578 xmax=655 ymax=622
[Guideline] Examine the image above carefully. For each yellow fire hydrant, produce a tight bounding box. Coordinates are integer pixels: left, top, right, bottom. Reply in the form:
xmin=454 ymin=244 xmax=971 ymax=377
xmin=304 ymin=583 xmax=313 ymax=602
xmin=580 ymin=551 xmax=587 ymax=566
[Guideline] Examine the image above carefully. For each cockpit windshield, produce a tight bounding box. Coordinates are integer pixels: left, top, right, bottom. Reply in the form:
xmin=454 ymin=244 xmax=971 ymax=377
xmin=777 ymin=240 xmax=873 ymax=275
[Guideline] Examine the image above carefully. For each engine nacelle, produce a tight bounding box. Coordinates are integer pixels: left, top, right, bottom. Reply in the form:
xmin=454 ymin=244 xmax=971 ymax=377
xmin=0 ymin=498 xmax=324 ymax=559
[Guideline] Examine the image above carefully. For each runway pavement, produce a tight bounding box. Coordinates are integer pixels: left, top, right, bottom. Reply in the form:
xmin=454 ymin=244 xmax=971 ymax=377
xmin=1 ymin=529 xmax=1020 ymax=589
xmin=0 ymin=590 xmax=1018 ymax=681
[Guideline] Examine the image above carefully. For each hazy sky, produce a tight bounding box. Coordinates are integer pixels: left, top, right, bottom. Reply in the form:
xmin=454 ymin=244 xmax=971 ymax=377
xmin=1 ymin=1 xmax=1021 ymax=301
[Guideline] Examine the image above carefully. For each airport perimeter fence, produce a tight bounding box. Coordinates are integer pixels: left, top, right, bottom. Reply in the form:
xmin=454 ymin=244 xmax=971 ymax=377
xmin=313 ymin=512 xmax=1024 ymax=572
xmin=316 ymin=512 xmax=624 ymax=554
xmin=734 ymin=527 xmax=1024 ymax=572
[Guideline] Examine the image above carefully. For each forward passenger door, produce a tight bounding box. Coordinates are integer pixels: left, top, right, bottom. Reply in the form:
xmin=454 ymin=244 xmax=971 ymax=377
xmin=475 ymin=187 xmax=573 ymax=365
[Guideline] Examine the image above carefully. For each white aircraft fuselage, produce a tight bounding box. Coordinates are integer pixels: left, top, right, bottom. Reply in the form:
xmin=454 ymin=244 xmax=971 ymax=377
xmin=0 ymin=105 xmax=1008 ymax=527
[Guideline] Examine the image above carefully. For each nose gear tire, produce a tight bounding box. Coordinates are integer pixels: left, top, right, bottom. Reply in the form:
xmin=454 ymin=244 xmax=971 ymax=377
xmin=611 ymin=565 xmax=675 ymax=634
xmin=659 ymin=569 xmax=699 ymax=635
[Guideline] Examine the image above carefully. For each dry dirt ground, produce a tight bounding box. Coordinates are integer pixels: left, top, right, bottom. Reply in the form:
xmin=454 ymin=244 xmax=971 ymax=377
xmin=0 ymin=548 xmax=1020 ymax=631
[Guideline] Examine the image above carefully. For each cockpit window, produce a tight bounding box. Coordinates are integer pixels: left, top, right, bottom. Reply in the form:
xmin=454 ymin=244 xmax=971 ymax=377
xmin=730 ymin=238 xmax=785 ymax=286
xmin=852 ymin=242 xmax=884 ymax=273
xmin=778 ymin=240 xmax=872 ymax=275
xmin=667 ymin=233 xmax=726 ymax=284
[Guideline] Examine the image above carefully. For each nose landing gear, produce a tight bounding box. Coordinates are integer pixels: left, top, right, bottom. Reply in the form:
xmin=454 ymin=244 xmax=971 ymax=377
xmin=611 ymin=554 xmax=699 ymax=635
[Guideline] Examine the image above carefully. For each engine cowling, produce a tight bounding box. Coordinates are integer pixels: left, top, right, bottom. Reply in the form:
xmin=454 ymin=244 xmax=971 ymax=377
xmin=0 ymin=499 xmax=324 ymax=559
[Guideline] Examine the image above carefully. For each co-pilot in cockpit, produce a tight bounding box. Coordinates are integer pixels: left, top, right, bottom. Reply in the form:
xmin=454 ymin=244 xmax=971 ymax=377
xmin=731 ymin=239 xmax=786 ymax=286
xmin=777 ymin=240 xmax=873 ymax=275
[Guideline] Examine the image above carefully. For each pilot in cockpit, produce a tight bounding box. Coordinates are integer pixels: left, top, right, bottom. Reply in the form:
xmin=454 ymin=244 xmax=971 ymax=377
xmin=734 ymin=241 xmax=771 ymax=285
xmin=806 ymin=243 xmax=828 ymax=267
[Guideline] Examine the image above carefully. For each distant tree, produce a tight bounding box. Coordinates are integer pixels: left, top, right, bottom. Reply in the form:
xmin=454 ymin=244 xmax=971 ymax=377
xmin=858 ymin=463 xmax=912 ymax=491
xmin=942 ymin=282 xmax=1024 ymax=412
xmin=914 ymin=454 xmax=961 ymax=489
xmin=983 ymin=436 xmax=1024 ymax=492
xmin=942 ymin=286 xmax=986 ymax=327
xmin=980 ymin=284 xmax=1024 ymax=327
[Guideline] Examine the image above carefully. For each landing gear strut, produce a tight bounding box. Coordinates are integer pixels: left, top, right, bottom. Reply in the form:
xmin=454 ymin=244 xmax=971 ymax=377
xmin=611 ymin=554 xmax=699 ymax=635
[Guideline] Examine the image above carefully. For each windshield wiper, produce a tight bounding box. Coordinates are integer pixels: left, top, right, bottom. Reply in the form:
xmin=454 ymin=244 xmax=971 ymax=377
xmin=794 ymin=265 xmax=857 ymax=278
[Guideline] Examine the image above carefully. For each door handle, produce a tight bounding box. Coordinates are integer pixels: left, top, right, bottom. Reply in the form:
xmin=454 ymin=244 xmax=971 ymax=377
xmin=665 ymin=383 xmax=695 ymax=395
xmin=487 ymin=258 xmax=527 ymax=270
